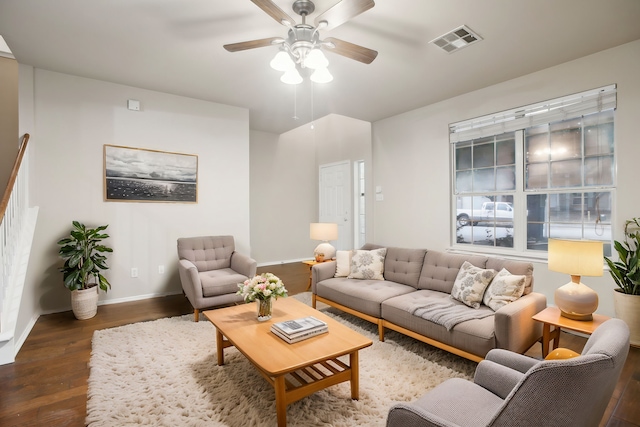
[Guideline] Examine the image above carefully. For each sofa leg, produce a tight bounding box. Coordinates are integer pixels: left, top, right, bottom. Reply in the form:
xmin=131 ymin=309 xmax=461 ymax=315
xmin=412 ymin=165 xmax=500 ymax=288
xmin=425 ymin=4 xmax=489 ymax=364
xmin=378 ymin=321 xmax=385 ymax=342
xmin=312 ymin=294 xmax=317 ymax=308
xmin=194 ymin=309 xmax=200 ymax=322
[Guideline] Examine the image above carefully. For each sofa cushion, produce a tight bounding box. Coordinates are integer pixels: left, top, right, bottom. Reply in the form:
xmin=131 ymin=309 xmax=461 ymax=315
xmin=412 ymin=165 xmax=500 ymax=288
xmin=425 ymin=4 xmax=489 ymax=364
xmin=451 ymin=261 xmax=497 ymax=309
xmin=348 ymin=248 xmax=387 ymax=280
xmin=315 ymin=277 xmax=415 ymax=318
xmin=382 ymin=290 xmax=496 ymax=358
xmin=485 ymin=258 xmax=534 ymax=295
xmin=418 ymin=251 xmax=488 ymax=293
xmin=482 ymin=268 xmax=527 ymax=311
xmin=334 ymin=250 xmax=352 ymax=277
xmin=383 ymin=247 xmax=428 ymax=289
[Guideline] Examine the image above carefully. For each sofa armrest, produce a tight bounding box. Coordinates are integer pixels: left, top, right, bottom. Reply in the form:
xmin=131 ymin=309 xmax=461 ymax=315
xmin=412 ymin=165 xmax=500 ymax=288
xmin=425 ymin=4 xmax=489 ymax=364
xmin=485 ymin=348 xmax=539 ymax=373
xmin=311 ymin=261 xmax=337 ymax=293
xmin=230 ymin=252 xmax=257 ymax=279
xmin=387 ymin=403 xmax=460 ymax=427
xmin=178 ymin=259 xmax=202 ymax=303
xmin=473 ymin=360 xmax=525 ymax=400
xmin=494 ymin=292 xmax=547 ymax=353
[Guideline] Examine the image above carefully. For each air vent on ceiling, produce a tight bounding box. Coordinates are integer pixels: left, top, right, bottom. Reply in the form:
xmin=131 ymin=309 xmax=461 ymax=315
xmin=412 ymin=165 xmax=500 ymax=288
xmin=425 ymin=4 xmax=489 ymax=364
xmin=430 ymin=25 xmax=482 ymax=53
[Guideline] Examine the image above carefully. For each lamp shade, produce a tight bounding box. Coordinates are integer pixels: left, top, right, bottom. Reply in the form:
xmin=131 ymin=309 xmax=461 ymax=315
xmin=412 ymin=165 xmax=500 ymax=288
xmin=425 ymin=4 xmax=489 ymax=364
xmin=305 ymin=49 xmax=329 ymax=69
xmin=310 ymin=223 xmax=338 ymax=241
xmin=270 ymin=51 xmax=295 ymax=71
xmin=310 ymin=67 xmax=333 ymax=83
xmin=280 ymin=68 xmax=303 ymax=85
xmin=548 ymin=239 xmax=603 ymax=277
xmin=548 ymin=239 xmax=603 ymax=321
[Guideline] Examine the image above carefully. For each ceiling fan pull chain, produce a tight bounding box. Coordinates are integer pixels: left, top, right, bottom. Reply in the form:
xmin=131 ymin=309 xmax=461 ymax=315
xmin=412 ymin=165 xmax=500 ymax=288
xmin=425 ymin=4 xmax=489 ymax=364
xmin=293 ymin=84 xmax=299 ymax=120
xmin=310 ymin=81 xmax=315 ymax=130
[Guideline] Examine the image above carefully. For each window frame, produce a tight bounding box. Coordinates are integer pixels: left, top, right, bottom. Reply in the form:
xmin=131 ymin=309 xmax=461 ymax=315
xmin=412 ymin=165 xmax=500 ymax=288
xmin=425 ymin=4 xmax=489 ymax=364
xmin=449 ymin=86 xmax=616 ymax=258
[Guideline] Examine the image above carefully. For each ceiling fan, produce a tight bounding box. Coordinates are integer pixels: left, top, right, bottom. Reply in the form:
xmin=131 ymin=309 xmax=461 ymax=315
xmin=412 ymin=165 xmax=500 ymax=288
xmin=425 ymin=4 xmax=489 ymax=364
xmin=224 ymin=0 xmax=378 ymax=83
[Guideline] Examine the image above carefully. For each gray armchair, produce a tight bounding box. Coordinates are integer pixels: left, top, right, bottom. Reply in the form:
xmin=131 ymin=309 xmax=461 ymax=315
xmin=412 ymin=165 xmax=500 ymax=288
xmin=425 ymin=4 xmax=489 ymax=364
xmin=177 ymin=235 xmax=256 ymax=321
xmin=387 ymin=318 xmax=630 ymax=427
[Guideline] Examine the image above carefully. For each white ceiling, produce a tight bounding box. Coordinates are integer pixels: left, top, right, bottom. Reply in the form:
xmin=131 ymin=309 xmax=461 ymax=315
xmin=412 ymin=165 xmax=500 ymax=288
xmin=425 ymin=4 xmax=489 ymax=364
xmin=1 ymin=0 xmax=639 ymax=134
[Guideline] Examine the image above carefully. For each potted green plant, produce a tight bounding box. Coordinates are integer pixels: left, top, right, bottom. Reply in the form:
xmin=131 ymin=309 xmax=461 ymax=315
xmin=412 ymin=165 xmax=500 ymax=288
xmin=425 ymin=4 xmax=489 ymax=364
xmin=604 ymin=217 xmax=639 ymax=346
xmin=57 ymin=221 xmax=113 ymax=320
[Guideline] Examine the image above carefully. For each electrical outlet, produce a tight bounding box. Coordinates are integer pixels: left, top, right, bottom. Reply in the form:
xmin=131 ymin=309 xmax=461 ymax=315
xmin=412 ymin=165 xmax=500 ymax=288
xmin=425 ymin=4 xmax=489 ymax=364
xmin=158 ymin=265 xmax=165 ymax=275
xmin=131 ymin=267 xmax=138 ymax=278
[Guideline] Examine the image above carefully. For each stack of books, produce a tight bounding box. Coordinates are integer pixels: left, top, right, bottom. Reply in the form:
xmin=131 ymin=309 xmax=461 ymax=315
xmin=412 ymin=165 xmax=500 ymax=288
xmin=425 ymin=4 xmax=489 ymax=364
xmin=271 ymin=316 xmax=328 ymax=344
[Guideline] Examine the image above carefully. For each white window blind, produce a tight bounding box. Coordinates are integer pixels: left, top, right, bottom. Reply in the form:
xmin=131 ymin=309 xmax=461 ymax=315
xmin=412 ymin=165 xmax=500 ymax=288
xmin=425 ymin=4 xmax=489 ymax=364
xmin=449 ymin=85 xmax=617 ymax=143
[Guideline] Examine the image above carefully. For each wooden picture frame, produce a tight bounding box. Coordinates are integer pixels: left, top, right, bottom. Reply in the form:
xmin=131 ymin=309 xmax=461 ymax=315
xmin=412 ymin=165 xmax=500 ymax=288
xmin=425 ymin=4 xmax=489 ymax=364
xmin=104 ymin=145 xmax=198 ymax=203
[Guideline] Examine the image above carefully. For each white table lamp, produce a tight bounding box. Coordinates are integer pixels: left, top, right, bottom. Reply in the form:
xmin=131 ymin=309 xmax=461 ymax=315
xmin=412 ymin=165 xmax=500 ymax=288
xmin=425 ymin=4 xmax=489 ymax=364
xmin=548 ymin=239 xmax=603 ymax=321
xmin=310 ymin=223 xmax=338 ymax=260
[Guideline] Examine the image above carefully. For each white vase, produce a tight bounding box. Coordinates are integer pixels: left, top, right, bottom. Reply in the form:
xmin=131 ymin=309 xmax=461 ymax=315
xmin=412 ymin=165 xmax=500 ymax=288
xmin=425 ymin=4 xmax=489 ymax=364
xmin=71 ymin=286 xmax=99 ymax=320
xmin=613 ymin=289 xmax=640 ymax=347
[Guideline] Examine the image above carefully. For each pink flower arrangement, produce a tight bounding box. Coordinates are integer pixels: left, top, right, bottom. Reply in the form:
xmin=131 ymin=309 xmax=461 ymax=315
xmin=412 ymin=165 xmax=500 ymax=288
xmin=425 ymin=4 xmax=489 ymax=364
xmin=237 ymin=273 xmax=288 ymax=303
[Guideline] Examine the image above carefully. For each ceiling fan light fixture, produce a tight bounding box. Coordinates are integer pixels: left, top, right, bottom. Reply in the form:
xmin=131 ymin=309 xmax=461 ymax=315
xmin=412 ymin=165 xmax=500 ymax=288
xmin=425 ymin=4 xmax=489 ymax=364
xmin=304 ymin=48 xmax=328 ymax=69
xmin=281 ymin=68 xmax=303 ymax=84
xmin=310 ymin=67 xmax=333 ymax=83
xmin=270 ymin=50 xmax=295 ymax=71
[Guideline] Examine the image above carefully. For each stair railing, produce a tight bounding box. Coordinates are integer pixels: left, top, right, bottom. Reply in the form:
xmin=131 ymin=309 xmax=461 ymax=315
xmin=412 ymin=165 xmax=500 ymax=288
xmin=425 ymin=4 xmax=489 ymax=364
xmin=0 ymin=133 xmax=30 ymax=330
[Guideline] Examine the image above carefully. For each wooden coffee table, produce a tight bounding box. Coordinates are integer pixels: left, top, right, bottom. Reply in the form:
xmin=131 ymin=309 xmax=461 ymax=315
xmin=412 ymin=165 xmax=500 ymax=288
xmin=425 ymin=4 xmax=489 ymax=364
xmin=204 ymin=297 xmax=372 ymax=426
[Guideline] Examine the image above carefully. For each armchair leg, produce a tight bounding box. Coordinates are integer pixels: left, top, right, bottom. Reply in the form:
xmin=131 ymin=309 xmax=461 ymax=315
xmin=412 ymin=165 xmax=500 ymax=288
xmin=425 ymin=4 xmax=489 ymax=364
xmin=194 ymin=308 xmax=200 ymax=322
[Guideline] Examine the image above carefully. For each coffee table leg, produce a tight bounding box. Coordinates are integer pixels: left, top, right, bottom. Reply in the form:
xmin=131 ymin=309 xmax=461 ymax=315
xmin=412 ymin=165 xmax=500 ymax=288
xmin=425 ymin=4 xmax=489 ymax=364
xmin=216 ymin=328 xmax=224 ymax=366
xmin=350 ymin=351 xmax=359 ymax=400
xmin=275 ymin=375 xmax=287 ymax=427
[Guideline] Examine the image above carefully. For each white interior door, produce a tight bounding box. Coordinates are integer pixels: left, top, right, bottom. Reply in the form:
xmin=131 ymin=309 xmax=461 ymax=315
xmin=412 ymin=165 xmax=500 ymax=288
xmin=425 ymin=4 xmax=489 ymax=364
xmin=319 ymin=161 xmax=352 ymax=252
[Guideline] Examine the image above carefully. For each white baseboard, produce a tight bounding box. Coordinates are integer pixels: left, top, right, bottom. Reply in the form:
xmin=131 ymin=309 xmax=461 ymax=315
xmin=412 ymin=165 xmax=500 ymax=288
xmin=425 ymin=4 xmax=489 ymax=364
xmin=97 ymin=291 xmax=184 ymax=306
xmin=14 ymin=313 xmax=39 ymax=355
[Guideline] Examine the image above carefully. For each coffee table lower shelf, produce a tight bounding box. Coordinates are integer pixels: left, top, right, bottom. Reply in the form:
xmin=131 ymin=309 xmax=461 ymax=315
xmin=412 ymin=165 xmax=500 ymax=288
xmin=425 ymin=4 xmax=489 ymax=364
xmin=258 ymin=354 xmax=358 ymax=409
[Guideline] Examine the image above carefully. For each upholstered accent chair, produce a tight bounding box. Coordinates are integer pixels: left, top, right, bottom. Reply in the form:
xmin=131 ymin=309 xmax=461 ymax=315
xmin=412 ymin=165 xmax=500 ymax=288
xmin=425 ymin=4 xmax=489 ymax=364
xmin=177 ymin=236 xmax=256 ymax=321
xmin=386 ymin=318 xmax=630 ymax=427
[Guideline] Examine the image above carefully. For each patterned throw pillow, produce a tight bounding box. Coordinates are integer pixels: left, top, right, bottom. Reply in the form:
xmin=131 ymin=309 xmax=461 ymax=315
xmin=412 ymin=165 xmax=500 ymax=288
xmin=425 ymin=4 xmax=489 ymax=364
xmin=482 ymin=268 xmax=526 ymax=311
xmin=450 ymin=261 xmax=496 ymax=309
xmin=334 ymin=250 xmax=352 ymax=277
xmin=348 ymin=248 xmax=387 ymax=280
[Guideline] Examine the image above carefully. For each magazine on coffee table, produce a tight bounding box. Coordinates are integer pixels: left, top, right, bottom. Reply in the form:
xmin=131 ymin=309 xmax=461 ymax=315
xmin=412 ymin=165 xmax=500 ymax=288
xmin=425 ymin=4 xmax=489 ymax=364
xmin=271 ymin=324 xmax=328 ymax=343
xmin=272 ymin=316 xmax=327 ymax=336
xmin=271 ymin=316 xmax=328 ymax=343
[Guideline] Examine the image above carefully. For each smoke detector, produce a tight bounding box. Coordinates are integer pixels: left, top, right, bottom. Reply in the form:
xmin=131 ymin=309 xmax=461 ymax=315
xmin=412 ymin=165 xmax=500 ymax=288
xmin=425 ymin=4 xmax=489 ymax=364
xmin=430 ymin=25 xmax=482 ymax=53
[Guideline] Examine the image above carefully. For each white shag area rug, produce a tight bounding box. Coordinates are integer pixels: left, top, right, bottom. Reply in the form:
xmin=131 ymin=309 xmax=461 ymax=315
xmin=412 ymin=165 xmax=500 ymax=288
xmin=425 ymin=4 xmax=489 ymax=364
xmin=87 ymin=293 xmax=476 ymax=426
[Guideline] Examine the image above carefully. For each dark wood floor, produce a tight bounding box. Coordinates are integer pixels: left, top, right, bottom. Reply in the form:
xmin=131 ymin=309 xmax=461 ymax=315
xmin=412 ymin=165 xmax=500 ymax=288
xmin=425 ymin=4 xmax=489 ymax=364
xmin=0 ymin=262 xmax=637 ymax=426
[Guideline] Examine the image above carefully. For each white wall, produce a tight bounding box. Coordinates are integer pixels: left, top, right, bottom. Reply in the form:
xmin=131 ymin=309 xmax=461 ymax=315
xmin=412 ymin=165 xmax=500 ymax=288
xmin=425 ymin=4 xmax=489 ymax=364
xmin=250 ymin=114 xmax=372 ymax=264
xmin=0 ymin=56 xmax=19 ymax=193
xmin=372 ymin=40 xmax=640 ymax=317
xmin=21 ymin=69 xmax=250 ymax=322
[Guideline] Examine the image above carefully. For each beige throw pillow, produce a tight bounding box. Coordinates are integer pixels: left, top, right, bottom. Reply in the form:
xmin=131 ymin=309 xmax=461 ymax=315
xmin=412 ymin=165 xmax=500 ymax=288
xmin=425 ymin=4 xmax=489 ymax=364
xmin=348 ymin=248 xmax=387 ymax=280
xmin=450 ymin=261 xmax=496 ymax=309
xmin=482 ymin=268 xmax=526 ymax=311
xmin=334 ymin=250 xmax=352 ymax=277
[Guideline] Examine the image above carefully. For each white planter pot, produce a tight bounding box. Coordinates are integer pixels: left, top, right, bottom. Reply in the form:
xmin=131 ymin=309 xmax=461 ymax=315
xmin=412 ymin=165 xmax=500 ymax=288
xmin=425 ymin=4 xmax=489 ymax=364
xmin=71 ymin=287 xmax=99 ymax=320
xmin=613 ymin=289 xmax=640 ymax=347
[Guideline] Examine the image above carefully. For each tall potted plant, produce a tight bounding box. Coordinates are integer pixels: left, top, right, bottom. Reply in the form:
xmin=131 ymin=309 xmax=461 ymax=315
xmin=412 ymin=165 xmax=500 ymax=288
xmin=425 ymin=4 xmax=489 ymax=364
xmin=604 ymin=217 xmax=640 ymax=346
xmin=57 ymin=221 xmax=113 ymax=320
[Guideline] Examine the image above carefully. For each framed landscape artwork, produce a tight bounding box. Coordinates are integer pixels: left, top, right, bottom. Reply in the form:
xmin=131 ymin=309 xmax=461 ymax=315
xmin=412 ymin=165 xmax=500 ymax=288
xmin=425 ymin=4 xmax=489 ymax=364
xmin=104 ymin=145 xmax=198 ymax=203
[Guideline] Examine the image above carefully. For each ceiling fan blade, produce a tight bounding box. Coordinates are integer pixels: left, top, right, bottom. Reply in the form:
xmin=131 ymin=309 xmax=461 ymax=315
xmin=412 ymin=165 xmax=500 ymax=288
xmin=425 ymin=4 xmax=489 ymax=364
xmin=323 ymin=37 xmax=378 ymax=64
xmin=314 ymin=0 xmax=375 ymax=31
xmin=251 ymin=0 xmax=296 ymax=26
xmin=224 ymin=37 xmax=283 ymax=52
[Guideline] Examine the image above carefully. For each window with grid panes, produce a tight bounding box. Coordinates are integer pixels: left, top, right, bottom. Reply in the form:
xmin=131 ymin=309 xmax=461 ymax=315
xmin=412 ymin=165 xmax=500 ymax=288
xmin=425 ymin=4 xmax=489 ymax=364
xmin=450 ymin=85 xmax=616 ymax=256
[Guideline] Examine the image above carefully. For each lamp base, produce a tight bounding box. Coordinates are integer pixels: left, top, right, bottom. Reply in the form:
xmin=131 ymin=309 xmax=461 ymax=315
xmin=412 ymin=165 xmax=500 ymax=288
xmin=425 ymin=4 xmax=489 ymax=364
xmin=558 ymin=310 xmax=593 ymax=321
xmin=314 ymin=242 xmax=336 ymax=260
xmin=554 ymin=279 xmax=599 ymax=322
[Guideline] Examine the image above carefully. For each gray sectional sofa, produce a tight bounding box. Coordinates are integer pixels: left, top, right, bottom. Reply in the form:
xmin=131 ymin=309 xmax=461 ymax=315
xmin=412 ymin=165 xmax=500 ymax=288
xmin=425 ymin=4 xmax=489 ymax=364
xmin=311 ymin=245 xmax=546 ymax=362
